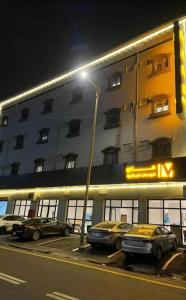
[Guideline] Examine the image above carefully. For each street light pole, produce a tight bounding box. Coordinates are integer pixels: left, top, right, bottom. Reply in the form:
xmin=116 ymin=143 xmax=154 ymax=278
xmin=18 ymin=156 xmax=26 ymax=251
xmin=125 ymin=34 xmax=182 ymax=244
xmin=79 ymin=75 xmax=101 ymax=248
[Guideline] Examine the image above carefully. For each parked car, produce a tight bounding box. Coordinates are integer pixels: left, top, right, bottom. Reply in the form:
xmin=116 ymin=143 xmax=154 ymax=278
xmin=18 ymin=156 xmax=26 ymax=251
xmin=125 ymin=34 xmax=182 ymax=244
xmin=121 ymin=224 xmax=177 ymax=260
xmin=0 ymin=214 xmax=25 ymax=234
xmin=12 ymin=217 xmax=74 ymax=241
xmin=87 ymin=221 xmax=132 ymax=249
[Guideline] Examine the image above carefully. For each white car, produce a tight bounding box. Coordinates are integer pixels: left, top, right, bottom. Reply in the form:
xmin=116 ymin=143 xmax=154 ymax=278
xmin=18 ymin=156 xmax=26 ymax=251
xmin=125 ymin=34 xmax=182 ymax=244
xmin=0 ymin=215 xmax=25 ymax=234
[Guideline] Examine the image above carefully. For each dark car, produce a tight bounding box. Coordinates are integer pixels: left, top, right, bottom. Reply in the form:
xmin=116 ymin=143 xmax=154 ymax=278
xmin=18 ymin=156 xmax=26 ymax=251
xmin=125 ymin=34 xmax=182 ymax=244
xmin=121 ymin=224 xmax=177 ymax=260
xmin=87 ymin=221 xmax=132 ymax=249
xmin=12 ymin=217 xmax=74 ymax=241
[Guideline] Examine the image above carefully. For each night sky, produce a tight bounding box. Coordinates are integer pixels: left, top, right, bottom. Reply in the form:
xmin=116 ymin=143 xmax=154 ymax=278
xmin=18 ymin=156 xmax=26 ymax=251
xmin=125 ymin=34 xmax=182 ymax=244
xmin=0 ymin=0 xmax=186 ymax=100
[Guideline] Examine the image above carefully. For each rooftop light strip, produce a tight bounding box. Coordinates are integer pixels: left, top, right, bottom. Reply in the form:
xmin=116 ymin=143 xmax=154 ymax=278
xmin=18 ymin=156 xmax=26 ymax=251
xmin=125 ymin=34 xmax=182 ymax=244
xmin=0 ymin=23 xmax=174 ymax=109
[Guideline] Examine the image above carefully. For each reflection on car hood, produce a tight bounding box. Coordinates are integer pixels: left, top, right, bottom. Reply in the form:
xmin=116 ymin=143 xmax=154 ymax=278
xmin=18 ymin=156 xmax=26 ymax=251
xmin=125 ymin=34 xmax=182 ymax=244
xmin=124 ymin=234 xmax=153 ymax=239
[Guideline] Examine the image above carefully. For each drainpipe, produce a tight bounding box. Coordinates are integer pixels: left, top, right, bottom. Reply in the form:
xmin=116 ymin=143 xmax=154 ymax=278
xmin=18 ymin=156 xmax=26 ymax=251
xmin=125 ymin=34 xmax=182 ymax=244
xmin=133 ymin=53 xmax=139 ymax=162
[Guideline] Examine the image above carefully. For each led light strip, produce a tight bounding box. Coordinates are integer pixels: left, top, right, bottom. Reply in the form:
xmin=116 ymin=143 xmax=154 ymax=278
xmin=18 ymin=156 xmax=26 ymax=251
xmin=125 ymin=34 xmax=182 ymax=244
xmin=0 ymin=22 xmax=176 ymax=110
xmin=0 ymin=181 xmax=184 ymax=196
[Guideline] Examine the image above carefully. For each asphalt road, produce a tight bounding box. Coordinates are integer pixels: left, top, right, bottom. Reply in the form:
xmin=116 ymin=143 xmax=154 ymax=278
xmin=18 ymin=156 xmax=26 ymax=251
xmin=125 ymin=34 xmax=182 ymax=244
xmin=0 ymin=245 xmax=185 ymax=300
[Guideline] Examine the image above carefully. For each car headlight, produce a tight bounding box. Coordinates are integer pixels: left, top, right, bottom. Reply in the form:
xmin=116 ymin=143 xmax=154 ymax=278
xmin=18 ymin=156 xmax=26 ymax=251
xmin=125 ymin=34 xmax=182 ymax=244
xmin=145 ymin=241 xmax=153 ymax=251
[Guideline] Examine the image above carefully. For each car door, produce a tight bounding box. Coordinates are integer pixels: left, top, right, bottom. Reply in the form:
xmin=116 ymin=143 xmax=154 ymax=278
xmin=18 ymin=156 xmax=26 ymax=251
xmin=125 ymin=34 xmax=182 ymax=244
xmin=117 ymin=223 xmax=131 ymax=236
xmin=42 ymin=218 xmax=59 ymax=235
xmin=160 ymin=227 xmax=172 ymax=251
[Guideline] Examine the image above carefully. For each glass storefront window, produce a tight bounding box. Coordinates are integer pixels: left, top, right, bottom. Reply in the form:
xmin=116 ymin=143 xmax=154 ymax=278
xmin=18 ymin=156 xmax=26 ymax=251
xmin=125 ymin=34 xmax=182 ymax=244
xmin=181 ymin=200 xmax=186 ymax=209
xmin=164 ymin=209 xmax=180 ymax=225
xmin=0 ymin=200 xmax=8 ymax=215
xmin=37 ymin=199 xmax=59 ymax=218
xmin=67 ymin=199 xmax=93 ymax=233
xmin=149 ymin=200 xmax=163 ymax=208
xmin=149 ymin=208 xmax=163 ymax=225
xmin=164 ymin=200 xmax=180 ymax=208
xmin=181 ymin=210 xmax=186 ymax=226
xmin=13 ymin=200 xmax=31 ymax=217
xmin=105 ymin=199 xmax=138 ymax=224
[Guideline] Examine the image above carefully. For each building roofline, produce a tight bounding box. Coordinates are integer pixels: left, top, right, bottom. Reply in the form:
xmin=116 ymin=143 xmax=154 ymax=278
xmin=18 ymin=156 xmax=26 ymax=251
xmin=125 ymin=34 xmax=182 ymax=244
xmin=0 ymin=15 xmax=185 ymax=110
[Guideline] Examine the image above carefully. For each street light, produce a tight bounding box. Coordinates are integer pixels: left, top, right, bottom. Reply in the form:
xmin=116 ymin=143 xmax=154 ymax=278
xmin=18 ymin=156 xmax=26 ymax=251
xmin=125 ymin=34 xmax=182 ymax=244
xmin=79 ymin=72 xmax=101 ymax=248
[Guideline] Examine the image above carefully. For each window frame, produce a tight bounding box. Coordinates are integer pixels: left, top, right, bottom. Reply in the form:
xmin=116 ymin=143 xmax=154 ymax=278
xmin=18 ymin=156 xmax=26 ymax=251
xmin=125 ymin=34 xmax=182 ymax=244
xmin=42 ymin=98 xmax=54 ymax=114
xmin=19 ymin=108 xmax=29 ymax=122
xmin=102 ymin=146 xmax=120 ymax=165
xmin=1 ymin=116 xmax=8 ymax=127
xmin=10 ymin=162 xmax=20 ymax=175
xmin=104 ymin=108 xmax=121 ymax=130
xmin=0 ymin=140 xmax=4 ymax=153
xmin=70 ymin=87 xmax=83 ymax=105
xmin=66 ymin=119 xmax=81 ymax=138
xmin=108 ymin=72 xmax=122 ymax=90
xmin=64 ymin=153 xmax=78 ymax=169
xmin=34 ymin=158 xmax=45 ymax=173
xmin=151 ymin=137 xmax=172 ymax=160
xmin=150 ymin=94 xmax=170 ymax=118
xmin=14 ymin=135 xmax=25 ymax=149
xmin=149 ymin=53 xmax=170 ymax=77
xmin=36 ymin=128 xmax=50 ymax=144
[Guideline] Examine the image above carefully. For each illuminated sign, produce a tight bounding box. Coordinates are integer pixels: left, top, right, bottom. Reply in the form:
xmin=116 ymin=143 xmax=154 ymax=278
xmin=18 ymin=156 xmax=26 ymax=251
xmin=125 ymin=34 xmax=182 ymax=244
xmin=126 ymin=162 xmax=175 ymax=180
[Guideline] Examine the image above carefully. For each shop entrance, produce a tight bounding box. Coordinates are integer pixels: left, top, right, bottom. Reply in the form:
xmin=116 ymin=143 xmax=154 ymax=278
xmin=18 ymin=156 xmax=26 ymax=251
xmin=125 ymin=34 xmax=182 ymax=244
xmin=148 ymin=199 xmax=186 ymax=245
xmin=67 ymin=200 xmax=93 ymax=233
xmin=104 ymin=200 xmax=138 ymax=224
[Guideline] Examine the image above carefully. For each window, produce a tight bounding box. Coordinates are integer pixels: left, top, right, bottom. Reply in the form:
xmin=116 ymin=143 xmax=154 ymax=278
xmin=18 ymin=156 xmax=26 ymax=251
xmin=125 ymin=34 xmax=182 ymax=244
xmin=150 ymin=94 xmax=170 ymax=118
xmin=151 ymin=137 xmax=172 ymax=159
xmin=37 ymin=128 xmax=49 ymax=144
xmin=66 ymin=119 xmax=81 ymax=138
xmin=34 ymin=158 xmax=45 ymax=173
xmin=37 ymin=199 xmax=59 ymax=218
xmin=10 ymin=162 xmax=20 ymax=175
xmin=64 ymin=153 xmax=77 ymax=169
xmin=42 ymin=98 xmax=54 ymax=114
xmin=14 ymin=200 xmax=31 ymax=217
xmin=149 ymin=54 xmax=170 ymax=76
xmin=102 ymin=147 xmax=120 ymax=164
xmin=105 ymin=199 xmax=138 ymax=224
xmin=108 ymin=72 xmax=122 ymax=89
xmin=14 ymin=135 xmax=25 ymax=149
xmin=1 ymin=116 xmax=8 ymax=127
xmin=67 ymin=199 xmax=93 ymax=233
xmin=19 ymin=108 xmax=29 ymax=122
xmin=0 ymin=140 xmax=4 ymax=153
xmin=104 ymin=108 xmax=120 ymax=129
xmin=70 ymin=87 xmax=83 ymax=105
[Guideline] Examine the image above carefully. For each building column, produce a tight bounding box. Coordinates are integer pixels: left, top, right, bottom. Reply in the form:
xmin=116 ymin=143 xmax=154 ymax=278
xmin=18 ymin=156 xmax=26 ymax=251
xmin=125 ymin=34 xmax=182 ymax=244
xmin=138 ymin=196 xmax=148 ymax=224
xmin=6 ymin=200 xmax=15 ymax=214
xmin=92 ymin=196 xmax=105 ymax=225
xmin=57 ymin=198 xmax=68 ymax=221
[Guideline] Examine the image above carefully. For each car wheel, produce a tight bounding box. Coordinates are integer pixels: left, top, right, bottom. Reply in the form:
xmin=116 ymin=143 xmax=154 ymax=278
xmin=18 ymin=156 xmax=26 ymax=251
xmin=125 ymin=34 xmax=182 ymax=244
xmin=172 ymin=240 xmax=177 ymax=251
xmin=155 ymin=247 xmax=162 ymax=260
xmin=0 ymin=227 xmax=7 ymax=235
xmin=115 ymin=238 xmax=121 ymax=250
xmin=32 ymin=230 xmax=41 ymax=241
xmin=64 ymin=227 xmax=70 ymax=236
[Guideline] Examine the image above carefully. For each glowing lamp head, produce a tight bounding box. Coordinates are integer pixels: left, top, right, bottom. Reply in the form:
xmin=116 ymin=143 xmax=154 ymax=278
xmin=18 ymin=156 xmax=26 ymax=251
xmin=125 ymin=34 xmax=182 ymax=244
xmin=81 ymin=71 xmax=87 ymax=78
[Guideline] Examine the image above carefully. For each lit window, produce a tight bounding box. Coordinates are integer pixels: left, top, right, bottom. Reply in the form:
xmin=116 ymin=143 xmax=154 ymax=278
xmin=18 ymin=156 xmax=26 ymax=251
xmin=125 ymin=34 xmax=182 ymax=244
xmin=37 ymin=128 xmax=50 ymax=144
xmin=1 ymin=116 xmax=8 ymax=127
xmin=108 ymin=72 xmax=122 ymax=89
xmin=150 ymin=95 xmax=170 ymax=118
xmin=42 ymin=98 xmax=54 ymax=114
xmin=102 ymin=147 xmax=120 ymax=165
xmin=64 ymin=154 xmax=77 ymax=169
xmin=104 ymin=108 xmax=120 ymax=129
xmin=66 ymin=120 xmax=81 ymax=138
xmin=149 ymin=54 xmax=170 ymax=76
xmin=34 ymin=159 xmax=45 ymax=173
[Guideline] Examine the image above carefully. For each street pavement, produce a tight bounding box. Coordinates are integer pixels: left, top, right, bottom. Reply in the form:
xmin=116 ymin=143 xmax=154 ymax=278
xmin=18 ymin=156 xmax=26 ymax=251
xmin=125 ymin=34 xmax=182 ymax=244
xmin=0 ymin=244 xmax=186 ymax=300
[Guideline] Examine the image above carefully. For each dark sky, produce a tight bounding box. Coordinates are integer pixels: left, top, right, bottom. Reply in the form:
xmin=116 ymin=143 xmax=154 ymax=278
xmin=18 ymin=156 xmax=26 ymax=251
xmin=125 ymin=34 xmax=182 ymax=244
xmin=0 ymin=0 xmax=186 ymax=100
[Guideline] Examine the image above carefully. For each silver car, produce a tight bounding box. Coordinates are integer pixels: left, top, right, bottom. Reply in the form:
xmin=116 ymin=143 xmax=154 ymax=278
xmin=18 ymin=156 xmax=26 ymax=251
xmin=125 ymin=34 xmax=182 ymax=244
xmin=87 ymin=221 xmax=132 ymax=249
xmin=121 ymin=224 xmax=177 ymax=260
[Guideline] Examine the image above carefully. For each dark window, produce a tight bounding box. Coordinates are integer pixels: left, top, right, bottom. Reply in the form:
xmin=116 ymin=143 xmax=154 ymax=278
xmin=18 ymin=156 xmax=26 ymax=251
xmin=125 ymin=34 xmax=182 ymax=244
xmin=14 ymin=135 xmax=25 ymax=149
xmin=19 ymin=108 xmax=29 ymax=122
xmin=42 ymin=98 xmax=54 ymax=114
xmin=104 ymin=108 xmax=120 ymax=129
xmin=0 ymin=140 xmax=4 ymax=153
xmin=108 ymin=72 xmax=122 ymax=90
xmin=64 ymin=153 xmax=77 ymax=169
xmin=102 ymin=147 xmax=120 ymax=164
xmin=34 ymin=158 xmax=45 ymax=173
xmin=37 ymin=128 xmax=49 ymax=144
xmin=70 ymin=87 xmax=83 ymax=105
xmin=151 ymin=137 xmax=172 ymax=159
xmin=1 ymin=116 xmax=8 ymax=127
xmin=66 ymin=120 xmax=81 ymax=138
xmin=10 ymin=162 xmax=20 ymax=175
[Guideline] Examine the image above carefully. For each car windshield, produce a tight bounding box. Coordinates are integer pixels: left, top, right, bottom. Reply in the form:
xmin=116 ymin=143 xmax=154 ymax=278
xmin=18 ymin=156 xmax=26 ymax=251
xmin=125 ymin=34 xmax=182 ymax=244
xmin=129 ymin=227 xmax=154 ymax=236
xmin=93 ymin=222 xmax=117 ymax=229
xmin=22 ymin=219 xmax=35 ymax=225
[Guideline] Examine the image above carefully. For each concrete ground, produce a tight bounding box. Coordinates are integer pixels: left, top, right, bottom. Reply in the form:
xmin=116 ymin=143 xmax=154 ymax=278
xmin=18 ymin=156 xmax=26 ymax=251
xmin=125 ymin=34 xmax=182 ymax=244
xmin=0 ymin=233 xmax=185 ymax=281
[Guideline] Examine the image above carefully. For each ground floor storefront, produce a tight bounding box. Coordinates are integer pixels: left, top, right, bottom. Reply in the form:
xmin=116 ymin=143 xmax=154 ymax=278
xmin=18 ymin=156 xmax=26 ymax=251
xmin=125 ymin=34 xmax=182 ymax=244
xmin=1 ymin=157 xmax=186 ymax=245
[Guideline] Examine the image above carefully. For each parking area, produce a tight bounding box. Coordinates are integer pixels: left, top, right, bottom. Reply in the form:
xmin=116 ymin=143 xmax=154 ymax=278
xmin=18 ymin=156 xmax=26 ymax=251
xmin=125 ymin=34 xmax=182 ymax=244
xmin=0 ymin=233 xmax=185 ymax=280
